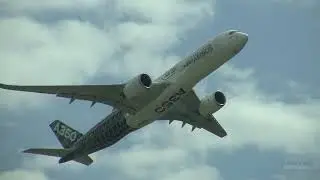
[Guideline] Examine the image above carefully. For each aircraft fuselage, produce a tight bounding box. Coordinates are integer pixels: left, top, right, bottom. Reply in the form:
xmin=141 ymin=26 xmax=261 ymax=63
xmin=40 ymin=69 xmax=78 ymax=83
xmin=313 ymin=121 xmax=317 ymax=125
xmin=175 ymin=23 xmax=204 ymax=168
xmin=59 ymin=30 xmax=248 ymax=163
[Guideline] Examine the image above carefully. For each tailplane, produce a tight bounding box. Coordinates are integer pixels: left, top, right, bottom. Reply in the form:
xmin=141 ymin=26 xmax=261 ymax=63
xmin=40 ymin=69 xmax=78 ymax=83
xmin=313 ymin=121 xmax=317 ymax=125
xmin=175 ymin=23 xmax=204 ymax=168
xmin=23 ymin=148 xmax=93 ymax=166
xmin=22 ymin=120 xmax=93 ymax=166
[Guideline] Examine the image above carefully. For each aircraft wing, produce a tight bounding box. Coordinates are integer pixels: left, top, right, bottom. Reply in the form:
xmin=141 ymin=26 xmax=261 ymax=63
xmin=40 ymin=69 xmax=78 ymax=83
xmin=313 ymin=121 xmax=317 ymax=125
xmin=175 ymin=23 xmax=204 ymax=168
xmin=0 ymin=82 xmax=169 ymax=114
xmin=158 ymin=90 xmax=227 ymax=138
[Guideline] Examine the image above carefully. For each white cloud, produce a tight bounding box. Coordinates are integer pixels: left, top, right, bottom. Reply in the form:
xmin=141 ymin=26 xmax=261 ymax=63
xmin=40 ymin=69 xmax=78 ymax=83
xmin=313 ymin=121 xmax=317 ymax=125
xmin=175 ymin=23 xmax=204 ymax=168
xmin=99 ymin=147 xmax=189 ymax=179
xmin=96 ymin=144 xmax=223 ymax=180
xmin=0 ymin=0 xmax=215 ymax=110
xmin=0 ymin=17 xmax=117 ymax=83
xmin=0 ymin=17 xmax=119 ymax=109
xmin=16 ymin=142 xmax=223 ymax=180
xmin=0 ymin=169 xmax=48 ymax=180
xmin=115 ymin=0 xmax=214 ymax=25
xmin=161 ymin=166 xmax=222 ymax=180
xmin=92 ymin=64 xmax=319 ymax=165
xmin=21 ymin=154 xmax=92 ymax=173
xmin=1 ymin=0 xmax=105 ymax=11
xmin=140 ymin=65 xmax=320 ymax=155
xmin=216 ymin=65 xmax=320 ymax=154
xmin=0 ymin=1 xmax=219 ymax=178
xmin=83 ymin=65 xmax=319 ymax=179
xmin=1 ymin=1 xmax=319 ymax=180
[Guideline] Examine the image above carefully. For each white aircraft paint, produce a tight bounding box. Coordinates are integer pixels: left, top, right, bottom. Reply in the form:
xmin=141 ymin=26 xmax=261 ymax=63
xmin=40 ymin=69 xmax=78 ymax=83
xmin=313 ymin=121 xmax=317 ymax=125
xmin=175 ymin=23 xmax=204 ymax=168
xmin=126 ymin=30 xmax=248 ymax=128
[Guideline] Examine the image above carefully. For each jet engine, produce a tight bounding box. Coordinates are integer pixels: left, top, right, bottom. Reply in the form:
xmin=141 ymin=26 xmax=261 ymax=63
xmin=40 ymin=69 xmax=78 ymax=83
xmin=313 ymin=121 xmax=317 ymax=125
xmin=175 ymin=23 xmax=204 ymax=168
xmin=198 ymin=91 xmax=226 ymax=117
xmin=123 ymin=73 xmax=152 ymax=99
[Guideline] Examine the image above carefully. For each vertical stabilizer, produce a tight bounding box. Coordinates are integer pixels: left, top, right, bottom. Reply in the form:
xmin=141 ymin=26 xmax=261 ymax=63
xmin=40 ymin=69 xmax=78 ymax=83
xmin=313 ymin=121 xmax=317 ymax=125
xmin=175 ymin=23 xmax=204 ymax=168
xmin=49 ymin=120 xmax=83 ymax=148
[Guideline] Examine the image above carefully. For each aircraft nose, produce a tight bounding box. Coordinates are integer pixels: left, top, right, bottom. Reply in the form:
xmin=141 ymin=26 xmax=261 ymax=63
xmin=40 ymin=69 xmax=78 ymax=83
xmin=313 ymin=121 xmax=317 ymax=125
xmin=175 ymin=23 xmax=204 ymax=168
xmin=232 ymin=32 xmax=248 ymax=53
xmin=237 ymin=32 xmax=248 ymax=46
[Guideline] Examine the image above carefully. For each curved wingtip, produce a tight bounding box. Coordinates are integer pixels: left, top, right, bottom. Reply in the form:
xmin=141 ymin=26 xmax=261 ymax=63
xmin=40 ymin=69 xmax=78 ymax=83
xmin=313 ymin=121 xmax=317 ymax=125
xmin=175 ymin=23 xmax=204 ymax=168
xmin=0 ymin=83 xmax=9 ymax=89
xmin=219 ymin=130 xmax=228 ymax=138
xmin=22 ymin=148 xmax=34 ymax=153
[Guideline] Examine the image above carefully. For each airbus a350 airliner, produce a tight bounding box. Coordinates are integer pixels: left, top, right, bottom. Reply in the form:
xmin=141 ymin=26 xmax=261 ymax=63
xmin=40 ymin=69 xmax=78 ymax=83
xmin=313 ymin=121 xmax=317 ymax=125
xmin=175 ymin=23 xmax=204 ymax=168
xmin=0 ymin=30 xmax=248 ymax=165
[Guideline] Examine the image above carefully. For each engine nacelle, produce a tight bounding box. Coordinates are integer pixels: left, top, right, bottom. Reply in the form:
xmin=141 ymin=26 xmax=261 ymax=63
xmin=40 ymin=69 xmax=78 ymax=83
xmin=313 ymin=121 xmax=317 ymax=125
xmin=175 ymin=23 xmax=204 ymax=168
xmin=123 ymin=73 xmax=152 ymax=99
xmin=199 ymin=91 xmax=226 ymax=117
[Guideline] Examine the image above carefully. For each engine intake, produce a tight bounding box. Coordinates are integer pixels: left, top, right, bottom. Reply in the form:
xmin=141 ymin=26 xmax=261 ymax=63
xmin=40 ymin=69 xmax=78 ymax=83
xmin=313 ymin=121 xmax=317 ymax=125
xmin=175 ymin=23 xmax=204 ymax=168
xmin=214 ymin=91 xmax=226 ymax=106
xmin=140 ymin=73 xmax=152 ymax=87
xmin=123 ymin=73 xmax=152 ymax=99
xmin=199 ymin=91 xmax=226 ymax=117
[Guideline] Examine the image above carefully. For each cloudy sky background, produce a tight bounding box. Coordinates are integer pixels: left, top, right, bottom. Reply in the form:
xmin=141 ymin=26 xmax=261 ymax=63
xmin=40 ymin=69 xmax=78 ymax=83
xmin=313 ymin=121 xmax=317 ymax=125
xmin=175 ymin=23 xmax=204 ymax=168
xmin=0 ymin=0 xmax=319 ymax=180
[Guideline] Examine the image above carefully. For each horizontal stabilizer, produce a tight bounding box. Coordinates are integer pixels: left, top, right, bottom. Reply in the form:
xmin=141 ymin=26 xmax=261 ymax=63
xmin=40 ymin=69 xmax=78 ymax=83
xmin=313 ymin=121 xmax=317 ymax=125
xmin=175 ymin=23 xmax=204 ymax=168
xmin=23 ymin=148 xmax=93 ymax=166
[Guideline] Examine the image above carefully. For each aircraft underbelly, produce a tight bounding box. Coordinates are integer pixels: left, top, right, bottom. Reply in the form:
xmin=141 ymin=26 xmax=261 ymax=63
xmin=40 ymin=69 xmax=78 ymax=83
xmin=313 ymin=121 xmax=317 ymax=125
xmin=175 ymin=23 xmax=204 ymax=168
xmin=73 ymin=111 xmax=136 ymax=155
xmin=125 ymin=49 xmax=232 ymax=129
xmin=181 ymin=54 xmax=229 ymax=84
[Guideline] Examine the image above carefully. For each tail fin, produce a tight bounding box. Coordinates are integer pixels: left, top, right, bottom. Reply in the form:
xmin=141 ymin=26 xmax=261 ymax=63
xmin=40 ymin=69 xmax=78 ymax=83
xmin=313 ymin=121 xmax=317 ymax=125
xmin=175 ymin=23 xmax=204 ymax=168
xmin=23 ymin=148 xmax=93 ymax=166
xmin=22 ymin=120 xmax=93 ymax=166
xmin=49 ymin=120 xmax=83 ymax=148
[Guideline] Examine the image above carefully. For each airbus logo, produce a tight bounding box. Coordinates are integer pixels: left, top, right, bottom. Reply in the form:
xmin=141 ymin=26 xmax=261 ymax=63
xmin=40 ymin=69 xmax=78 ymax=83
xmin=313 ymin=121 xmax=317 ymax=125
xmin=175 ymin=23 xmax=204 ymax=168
xmin=183 ymin=44 xmax=213 ymax=68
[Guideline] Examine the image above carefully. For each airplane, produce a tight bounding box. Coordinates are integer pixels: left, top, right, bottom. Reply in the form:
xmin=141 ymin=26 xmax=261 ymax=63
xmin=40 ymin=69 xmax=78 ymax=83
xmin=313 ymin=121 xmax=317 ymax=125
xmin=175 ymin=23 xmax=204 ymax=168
xmin=0 ymin=30 xmax=248 ymax=166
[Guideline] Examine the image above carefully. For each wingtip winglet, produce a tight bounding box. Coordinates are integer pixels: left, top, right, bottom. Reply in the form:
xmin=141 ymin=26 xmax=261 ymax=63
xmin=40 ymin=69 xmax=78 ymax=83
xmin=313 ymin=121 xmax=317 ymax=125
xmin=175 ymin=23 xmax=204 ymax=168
xmin=22 ymin=148 xmax=32 ymax=153
xmin=219 ymin=130 xmax=228 ymax=138
xmin=0 ymin=83 xmax=12 ymax=90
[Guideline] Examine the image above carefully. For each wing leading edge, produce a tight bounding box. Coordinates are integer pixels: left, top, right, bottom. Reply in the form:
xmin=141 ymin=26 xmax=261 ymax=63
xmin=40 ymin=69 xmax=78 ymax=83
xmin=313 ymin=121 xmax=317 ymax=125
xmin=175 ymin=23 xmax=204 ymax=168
xmin=0 ymin=82 xmax=169 ymax=114
xmin=159 ymin=90 xmax=227 ymax=138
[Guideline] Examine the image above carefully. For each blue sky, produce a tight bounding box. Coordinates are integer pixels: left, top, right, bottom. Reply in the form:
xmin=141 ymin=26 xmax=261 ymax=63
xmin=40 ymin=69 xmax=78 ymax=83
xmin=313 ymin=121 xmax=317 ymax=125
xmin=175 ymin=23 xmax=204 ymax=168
xmin=0 ymin=1 xmax=319 ymax=180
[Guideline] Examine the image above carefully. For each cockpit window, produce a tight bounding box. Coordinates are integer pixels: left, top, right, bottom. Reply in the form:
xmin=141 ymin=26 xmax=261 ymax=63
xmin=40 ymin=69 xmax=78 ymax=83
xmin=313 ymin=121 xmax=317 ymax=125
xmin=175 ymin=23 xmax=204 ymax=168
xmin=228 ymin=30 xmax=237 ymax=35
